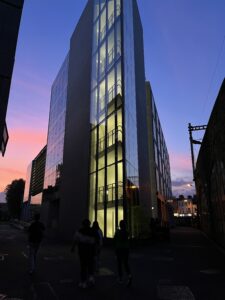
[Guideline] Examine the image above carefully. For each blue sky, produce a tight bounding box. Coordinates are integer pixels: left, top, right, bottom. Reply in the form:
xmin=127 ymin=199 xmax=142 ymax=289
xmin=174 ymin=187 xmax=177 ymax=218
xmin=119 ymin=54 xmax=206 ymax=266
xmin=0 ymin=0 xmax=225 ymax=196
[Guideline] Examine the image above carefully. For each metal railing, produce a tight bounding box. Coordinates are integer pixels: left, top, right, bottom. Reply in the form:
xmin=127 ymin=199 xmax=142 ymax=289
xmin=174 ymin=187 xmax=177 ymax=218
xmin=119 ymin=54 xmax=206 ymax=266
xmin=99 ymin=4 xmax=121 ymax=42
xmin=99 ymin=80 xmax=122 ymax=112
xmin=99 ymin=43 xmax=121 ymax=77
xmin=98 ymin=181 xmax=123 ymax=203
xmin=98 ymin=125 xmax=123 ymax=152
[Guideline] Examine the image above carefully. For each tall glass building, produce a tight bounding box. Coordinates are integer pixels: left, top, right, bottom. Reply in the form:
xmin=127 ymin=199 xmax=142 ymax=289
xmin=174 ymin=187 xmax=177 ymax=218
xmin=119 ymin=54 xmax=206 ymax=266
xmin=42 ymin=0 xmax=172 ymax=239
xmin=146 ymin=82 xmax=172 ymax=221
xmin=44 ymin=54 xmax=69 ymax=190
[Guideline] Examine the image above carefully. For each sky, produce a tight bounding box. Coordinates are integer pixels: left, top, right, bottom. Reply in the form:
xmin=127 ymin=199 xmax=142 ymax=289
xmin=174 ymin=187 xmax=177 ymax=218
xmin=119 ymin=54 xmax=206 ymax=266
xmin=0 ymin=0 xmax=225 ymax=197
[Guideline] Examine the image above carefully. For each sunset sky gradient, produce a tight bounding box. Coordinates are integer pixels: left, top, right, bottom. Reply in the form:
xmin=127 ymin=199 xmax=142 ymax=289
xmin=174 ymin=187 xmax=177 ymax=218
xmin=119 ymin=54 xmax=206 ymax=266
xmin=1 ymin=0 xmax=225 ymax=196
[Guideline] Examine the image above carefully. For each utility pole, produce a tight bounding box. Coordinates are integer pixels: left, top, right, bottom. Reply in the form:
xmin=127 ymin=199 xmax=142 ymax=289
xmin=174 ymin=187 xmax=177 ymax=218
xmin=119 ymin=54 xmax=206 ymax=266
xmin=188 ymin=123 xmax=207 ymax=180
xmin=188 ymin=123 xmax=207 ymax=230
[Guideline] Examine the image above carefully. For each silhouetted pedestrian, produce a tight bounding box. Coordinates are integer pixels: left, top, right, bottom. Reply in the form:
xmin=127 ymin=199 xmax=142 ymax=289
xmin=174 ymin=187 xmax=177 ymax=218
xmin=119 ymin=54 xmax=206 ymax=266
xmin=114 ymin=220 xmax=132 ymax=286
xmin=71 ymin=219 xmax=95 ymax=289
xmin=92 ymin=221 xmax=103 ymax=273
xmin=27 ymin=213 xmax=45 ymax=274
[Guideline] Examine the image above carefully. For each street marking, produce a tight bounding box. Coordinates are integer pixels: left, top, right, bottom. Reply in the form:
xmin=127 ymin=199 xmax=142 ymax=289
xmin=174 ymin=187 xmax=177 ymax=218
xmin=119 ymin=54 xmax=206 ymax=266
xmin=200 ymin=269 xmax=221 ymax=275
xmin=33 ymin=282 xmax=59 ymax=300
xmin=60 ymin=278 xmax=74 ymax=284
xmin=22 ymin=252 xmax=28 ymax=259
xmin=0 ymin=294 xmax=7 ymax=300
xmin=97 ymin=267 xmax=114 ymax=276
xmin=45 ymin=283 xmax=59 ymax=300
xmin=157 ymin=285 xmax=195 ymax=300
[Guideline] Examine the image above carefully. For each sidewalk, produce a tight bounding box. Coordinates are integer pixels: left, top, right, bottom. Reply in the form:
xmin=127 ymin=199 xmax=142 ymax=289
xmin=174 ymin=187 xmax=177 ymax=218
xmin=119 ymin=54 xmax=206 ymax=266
xmin=1 ymin=224 xmax=225 ymax=299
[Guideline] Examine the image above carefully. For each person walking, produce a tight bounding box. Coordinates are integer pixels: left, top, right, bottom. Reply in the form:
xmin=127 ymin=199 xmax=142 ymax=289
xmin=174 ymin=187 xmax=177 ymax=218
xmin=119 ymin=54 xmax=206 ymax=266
xmin=27 ymin=213 xmax=45 ymax=274
xmin=71 ymin=219 xmax=95 ymax=289
xmin=92 ymin=221 xmax=103 ymax=273
xmin=114 ymin=220 xmax=132 ymax=286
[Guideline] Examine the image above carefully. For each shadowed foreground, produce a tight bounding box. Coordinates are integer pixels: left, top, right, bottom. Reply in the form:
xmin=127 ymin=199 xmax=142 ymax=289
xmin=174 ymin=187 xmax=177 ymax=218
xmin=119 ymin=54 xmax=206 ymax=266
xmin=0 ymin=224 xmax=225 ymax=299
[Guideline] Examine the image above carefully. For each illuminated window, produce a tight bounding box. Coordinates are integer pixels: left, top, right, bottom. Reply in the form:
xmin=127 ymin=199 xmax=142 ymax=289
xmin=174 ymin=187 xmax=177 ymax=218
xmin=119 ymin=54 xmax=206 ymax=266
xmin=99 ymin=42 xmax=106 ymax=76
xmin=107 ymin=29 xmax=114 ymax=68
xmin=90 ymin=129 xmax=97 ymax=172
xmin=107 ymin=68 xmax=115 ymax=104
xmin=100 ymin=7 xmax=106 ymax=41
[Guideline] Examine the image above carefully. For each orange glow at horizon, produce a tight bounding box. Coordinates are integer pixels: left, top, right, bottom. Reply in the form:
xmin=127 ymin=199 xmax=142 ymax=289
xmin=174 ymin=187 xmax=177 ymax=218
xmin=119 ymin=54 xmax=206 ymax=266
xmin=0 ymin=127 xmax=47 ymax=192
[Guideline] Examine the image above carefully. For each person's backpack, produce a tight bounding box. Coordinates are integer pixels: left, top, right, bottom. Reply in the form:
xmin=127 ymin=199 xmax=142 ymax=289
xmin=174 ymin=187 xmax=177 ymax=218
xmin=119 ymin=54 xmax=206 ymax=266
xmin=28 ymin=222 xmax=44 ymax=243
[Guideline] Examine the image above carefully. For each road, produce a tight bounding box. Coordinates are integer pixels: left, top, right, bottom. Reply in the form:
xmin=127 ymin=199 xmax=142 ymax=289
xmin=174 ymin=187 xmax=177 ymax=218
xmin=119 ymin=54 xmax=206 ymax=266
xmin=0 ymin=223 xmax=225 ymax=299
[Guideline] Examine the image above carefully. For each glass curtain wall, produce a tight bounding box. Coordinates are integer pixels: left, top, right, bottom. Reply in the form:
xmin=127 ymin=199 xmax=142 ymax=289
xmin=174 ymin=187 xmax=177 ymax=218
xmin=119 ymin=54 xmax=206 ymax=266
xmin=152 ymin=97 xmax=172 ymax=200
xmin=89 ymin=0 xmax=123 ymax=237
xmin=123 ymin=0 xmax=139 ymax=234
xmin=44 ymin=55 xmax=69 ymax=189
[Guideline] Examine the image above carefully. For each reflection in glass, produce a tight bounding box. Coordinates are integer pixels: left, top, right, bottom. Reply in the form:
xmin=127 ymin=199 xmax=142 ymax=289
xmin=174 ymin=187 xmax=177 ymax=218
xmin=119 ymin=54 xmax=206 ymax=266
xmin=44 ymin=55 xmax=69 ymax=189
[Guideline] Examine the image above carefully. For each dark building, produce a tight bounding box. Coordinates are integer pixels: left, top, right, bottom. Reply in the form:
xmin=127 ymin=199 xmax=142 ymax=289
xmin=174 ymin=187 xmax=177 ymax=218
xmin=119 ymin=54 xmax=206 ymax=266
xmin=0 ymin=0 xmax=24 ymax=156
xmin=42 ymin=0 xmax=172 ymax=239
xmin=22 ymin=146 xmax=47 ymax=220
xmin=195 ymin=79 xmax=225 ymax=247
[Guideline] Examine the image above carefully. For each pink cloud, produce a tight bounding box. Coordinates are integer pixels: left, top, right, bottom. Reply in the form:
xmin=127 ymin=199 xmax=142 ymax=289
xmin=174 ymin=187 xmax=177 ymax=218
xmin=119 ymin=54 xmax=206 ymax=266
xmin=9 ymin=127 xmax=47 ymax=145
xmin=169 ymin=152 xmax=195 ymax=196
xmin=170 ymin=152 xmax=192 ymax=173
xmin=0 ymin=127 xmax=47 ymax=192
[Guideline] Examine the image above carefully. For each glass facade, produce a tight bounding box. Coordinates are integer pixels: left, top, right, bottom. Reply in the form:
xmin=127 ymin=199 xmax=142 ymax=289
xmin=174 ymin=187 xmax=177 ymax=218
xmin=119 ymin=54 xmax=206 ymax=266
xmin=152 ymin=97 xmax=172 ymax=200
xmin=89 ymin=0 xmax=140 ymax=237
xmin=123 ymin=0 xmax=139 ymax=190
xmin=44 ymin=55 xmax=69 ymax=189
xmin=89 ymin=0 xmax=123 ymax=237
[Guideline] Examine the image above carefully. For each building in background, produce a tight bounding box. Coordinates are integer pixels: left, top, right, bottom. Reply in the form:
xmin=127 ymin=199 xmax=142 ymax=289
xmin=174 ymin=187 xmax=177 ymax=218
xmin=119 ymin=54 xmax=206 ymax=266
xmin=22 ymin=146 xmax=47 ymax=220
xmin=195 ymin=78 xmax=225 ymax=247
xmin=0 ymin=0 xmax=24 ymax=156
xmin=0 ymin=192 xmax=8 ymax=220
xmin=41 ymin=55 xmax=69 ymax=229
xmin=168 ymin=195 xmax=197 ymax=226
xmin=41 ymin=0 xmax=172 ymax=239
xmin=146 ymin=82 xmax=172 ymax=224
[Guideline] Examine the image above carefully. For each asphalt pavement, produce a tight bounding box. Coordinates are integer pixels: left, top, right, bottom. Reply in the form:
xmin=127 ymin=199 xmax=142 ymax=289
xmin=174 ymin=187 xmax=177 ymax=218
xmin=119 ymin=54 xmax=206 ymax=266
xmin=1 ymin=223 xmax=225 ymax=300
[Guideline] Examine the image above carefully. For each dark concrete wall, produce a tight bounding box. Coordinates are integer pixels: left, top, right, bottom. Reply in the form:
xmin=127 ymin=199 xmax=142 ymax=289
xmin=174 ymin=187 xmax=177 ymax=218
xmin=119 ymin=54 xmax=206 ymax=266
xmin=196 ymin=78 xmax=225 ymax=246
xmin=133 ymin=0 xmax=152 ymax=215
xmin=59 ymin=0 xmax=93 ymax=239
xmin=0 ymin=0 xmax=23 ymax=154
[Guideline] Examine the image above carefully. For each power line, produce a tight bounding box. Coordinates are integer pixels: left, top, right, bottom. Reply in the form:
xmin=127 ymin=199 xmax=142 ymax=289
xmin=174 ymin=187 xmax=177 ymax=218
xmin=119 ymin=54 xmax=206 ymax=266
xmin=202 ymin=34 xmax=225 ymax=114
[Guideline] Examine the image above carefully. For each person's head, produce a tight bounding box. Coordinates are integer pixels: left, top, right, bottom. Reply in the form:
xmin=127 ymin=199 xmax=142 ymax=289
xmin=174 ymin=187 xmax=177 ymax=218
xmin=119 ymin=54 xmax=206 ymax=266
xmin=82 ymin=219 xmax=91 ymax=228
xmin=34 ymin=213 xmax=40 ymax=221
xmin=92 ymin=220 xmax=99 ymax=230
xmin=119 ymin=220 xmax=126 ymax=230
